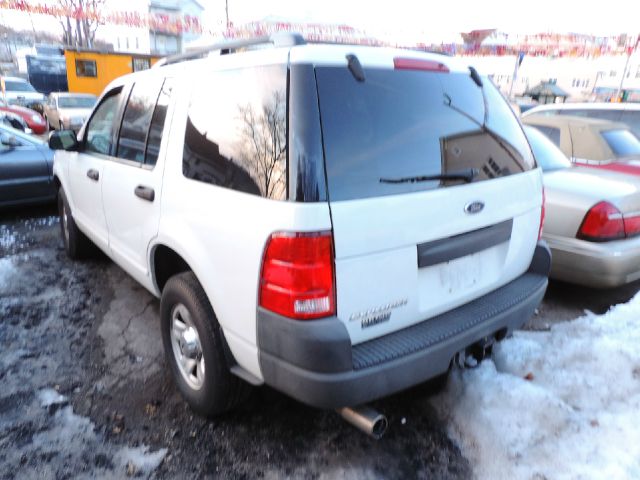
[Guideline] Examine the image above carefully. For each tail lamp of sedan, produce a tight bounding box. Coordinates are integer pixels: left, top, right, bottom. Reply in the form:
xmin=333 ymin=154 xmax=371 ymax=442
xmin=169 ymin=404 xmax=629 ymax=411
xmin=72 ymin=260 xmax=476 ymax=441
xmin=577 ymin=201 xmax=640 ymax=242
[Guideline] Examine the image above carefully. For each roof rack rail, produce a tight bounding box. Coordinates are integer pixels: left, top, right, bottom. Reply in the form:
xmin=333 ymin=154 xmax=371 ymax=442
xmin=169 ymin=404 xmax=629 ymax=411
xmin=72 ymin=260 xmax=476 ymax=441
xmin=154 ymin=32 xmax=306 ymax=67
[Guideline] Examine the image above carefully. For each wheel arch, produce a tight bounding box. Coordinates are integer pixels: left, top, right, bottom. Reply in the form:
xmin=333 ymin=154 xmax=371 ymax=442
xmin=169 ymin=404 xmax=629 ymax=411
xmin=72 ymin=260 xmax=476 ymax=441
xmin=150 ymin=243 xmax=194 ymax=294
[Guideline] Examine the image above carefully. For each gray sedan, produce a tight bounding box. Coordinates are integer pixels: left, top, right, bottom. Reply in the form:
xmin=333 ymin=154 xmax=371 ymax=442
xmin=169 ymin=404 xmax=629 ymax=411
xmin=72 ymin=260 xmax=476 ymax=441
xmin=0 ymin=124 xmax=56 ymax=208
xmin=527 ymin=126 xmax=640 ymax=288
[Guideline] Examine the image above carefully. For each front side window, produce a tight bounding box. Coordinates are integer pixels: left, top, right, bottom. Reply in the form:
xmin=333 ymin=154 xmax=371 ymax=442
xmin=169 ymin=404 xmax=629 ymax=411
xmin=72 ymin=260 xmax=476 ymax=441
xmin=116 ymin=80 xmax=163 ymax=163
xmin=182 ymin=65 xmax=287 ymax=199
xmin=76 ymin=59 xmax=97 ymax=78
xmin=85 ymin=88 xmax=122 ymax=156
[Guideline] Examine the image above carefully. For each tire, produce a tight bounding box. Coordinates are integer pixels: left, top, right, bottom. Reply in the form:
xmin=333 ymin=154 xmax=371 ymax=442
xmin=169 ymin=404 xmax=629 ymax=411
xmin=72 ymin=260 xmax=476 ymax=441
xmin=161 ymin=272 xmax=249 ymax=416
xmin=58 ymin=187 xmax=95 ymax=259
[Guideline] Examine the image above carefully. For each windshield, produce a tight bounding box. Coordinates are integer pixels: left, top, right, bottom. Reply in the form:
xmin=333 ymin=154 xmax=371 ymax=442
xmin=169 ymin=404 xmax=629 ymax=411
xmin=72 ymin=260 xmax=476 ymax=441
xmin=524 ymin=126 xmax=571 ymax=171
xmin=315 ymin=66 xmax=535 ymax=201
xmin=600 ymin=129 xmax=640 ymax=157
xmin=58 ymin=96 xmax=97 ymax=109
xmin=5 ymin=81 xmax=36 ymax=92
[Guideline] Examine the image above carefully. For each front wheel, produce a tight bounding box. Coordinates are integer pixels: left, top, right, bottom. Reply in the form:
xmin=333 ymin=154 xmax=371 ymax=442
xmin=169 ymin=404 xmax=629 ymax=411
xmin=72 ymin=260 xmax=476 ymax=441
xmin=160 ymin=272 xmax=249 ymax=416
xmin=58 ymin=187 xmax=94 ymax=259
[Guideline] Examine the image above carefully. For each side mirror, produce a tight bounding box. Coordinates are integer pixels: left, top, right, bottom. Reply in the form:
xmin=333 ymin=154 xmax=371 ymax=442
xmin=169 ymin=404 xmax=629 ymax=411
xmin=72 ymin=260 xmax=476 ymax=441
xmin=49 ymin=129 xmax=79 ymax=151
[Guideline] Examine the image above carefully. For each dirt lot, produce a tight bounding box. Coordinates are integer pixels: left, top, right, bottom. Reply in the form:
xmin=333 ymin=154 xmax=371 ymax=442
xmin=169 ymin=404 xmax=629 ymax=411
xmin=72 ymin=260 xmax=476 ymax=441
xmin=1 ymin=206 xmax=638 ymax=479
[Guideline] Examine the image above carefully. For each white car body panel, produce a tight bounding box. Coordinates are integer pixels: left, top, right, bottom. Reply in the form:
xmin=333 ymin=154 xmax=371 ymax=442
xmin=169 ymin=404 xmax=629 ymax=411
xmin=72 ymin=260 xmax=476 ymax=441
xmin=331 ymin=170 xmax=542 ymax=344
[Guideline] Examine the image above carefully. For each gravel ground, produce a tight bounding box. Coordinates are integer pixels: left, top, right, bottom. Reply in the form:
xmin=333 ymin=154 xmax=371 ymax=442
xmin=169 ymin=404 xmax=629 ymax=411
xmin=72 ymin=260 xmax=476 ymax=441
xmin=0 ymin=206 xmax=472 ymax=479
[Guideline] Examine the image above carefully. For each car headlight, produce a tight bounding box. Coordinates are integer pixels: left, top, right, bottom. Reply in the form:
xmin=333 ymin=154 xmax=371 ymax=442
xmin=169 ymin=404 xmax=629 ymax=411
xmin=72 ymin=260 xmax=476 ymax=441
xmin=31 ymin=114 xmax=43 ymax=123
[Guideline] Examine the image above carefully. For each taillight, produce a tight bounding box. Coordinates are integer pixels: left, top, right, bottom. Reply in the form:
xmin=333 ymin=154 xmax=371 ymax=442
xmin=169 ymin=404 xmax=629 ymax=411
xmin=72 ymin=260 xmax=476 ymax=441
xmin=393 ymin=57 xmax=450 ymax=73
xmin=259 ymin=231 xmax=335 ymax=320
xmin=623 ymin=213 xmax=640 ymax=238
xmin=538 ymin=189 xmax=546 ymax=240
xmin=577 ymin=202 xmax=625 ymax=241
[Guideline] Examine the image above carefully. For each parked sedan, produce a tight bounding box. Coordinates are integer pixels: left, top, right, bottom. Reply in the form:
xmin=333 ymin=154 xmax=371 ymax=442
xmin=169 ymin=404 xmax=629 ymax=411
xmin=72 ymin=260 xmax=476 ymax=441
xmin=0 ymin=111 xmax=31 ymax=133
xmin=0 ymin=99 xmax=47 ymax=134
xmin=0 ymin=124 xmax=56 ymax=208
xmin=523 ymin=114 xmax=640 ymax=163
xmin=526 ymin=126 xmax=640 ymax=288
xmin=44 ymin=92 xmax=97 ymax=132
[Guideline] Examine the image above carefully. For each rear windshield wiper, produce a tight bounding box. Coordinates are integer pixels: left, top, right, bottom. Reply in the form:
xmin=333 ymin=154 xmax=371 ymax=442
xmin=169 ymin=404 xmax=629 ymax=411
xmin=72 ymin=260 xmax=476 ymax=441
xmin=380 ymin=168 xmax=479 ymax=184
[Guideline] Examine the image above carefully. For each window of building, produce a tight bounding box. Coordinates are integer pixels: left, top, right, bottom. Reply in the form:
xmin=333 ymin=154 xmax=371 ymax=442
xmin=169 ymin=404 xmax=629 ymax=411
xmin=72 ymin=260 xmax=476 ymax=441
xmin=132 ymin=58 xmax=151 ymax=72
xmin=75 ymin=59 xmax=97 ymax=78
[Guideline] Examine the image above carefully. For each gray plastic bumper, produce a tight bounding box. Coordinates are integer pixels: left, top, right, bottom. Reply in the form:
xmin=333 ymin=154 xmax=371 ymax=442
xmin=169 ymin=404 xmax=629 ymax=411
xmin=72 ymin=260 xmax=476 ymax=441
xmin=258 ymin=242 xmax=550 ymax=409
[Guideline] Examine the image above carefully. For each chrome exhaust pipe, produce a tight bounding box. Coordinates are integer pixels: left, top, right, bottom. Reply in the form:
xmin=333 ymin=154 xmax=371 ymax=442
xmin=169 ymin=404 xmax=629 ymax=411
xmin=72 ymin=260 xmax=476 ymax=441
xmin=337 ymin=405 xmax=388 ymax=439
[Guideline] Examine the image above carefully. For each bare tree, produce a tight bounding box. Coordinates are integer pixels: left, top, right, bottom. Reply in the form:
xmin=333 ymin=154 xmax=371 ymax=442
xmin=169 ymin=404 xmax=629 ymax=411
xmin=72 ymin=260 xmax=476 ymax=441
xmin=57 ymin=0 xmax=104 ymax=48
xmin=237 ymin=91 xmax=287 ymax=199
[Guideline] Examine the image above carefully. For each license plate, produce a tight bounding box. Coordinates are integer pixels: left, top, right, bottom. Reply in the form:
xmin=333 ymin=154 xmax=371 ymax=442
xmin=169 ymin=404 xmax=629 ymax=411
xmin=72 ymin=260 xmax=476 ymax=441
xmin=438 ymin=253 xmax=481 ymax=294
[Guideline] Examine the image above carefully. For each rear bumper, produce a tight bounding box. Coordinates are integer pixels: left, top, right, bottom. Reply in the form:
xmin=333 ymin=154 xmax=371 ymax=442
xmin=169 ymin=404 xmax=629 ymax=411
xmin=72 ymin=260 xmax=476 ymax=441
xmin=547 ymin=235 xmax=640 ymax=288
xmin=258 ymin=242 xmax=550 ymax=409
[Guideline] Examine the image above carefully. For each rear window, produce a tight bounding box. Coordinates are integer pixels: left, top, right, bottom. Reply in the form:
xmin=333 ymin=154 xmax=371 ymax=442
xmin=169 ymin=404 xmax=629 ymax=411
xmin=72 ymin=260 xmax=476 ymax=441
xmin=5 ymin=81 xmax=36 ymax=92
xmin=315 ymin=67 xmax=535 ymax=201
xmin=600 ymin=129 xmax=640 ymax=157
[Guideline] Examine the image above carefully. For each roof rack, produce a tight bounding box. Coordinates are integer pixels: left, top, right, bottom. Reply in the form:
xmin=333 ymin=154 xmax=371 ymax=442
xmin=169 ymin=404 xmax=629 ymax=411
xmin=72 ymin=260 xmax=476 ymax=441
xmin=154 ymin=32 xmax=306 ymax=67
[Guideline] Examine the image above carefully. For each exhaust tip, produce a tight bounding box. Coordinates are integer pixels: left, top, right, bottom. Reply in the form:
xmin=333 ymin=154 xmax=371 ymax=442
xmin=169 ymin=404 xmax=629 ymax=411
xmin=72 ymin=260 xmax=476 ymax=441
xmin=338 ymin=406 xmax=388 ymax=439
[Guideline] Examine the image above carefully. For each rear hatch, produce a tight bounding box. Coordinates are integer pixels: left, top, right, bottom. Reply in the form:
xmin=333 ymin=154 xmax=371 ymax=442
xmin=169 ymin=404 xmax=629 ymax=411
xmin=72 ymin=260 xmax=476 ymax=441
xmin=314 ymin=57 xmax=542 ymax=344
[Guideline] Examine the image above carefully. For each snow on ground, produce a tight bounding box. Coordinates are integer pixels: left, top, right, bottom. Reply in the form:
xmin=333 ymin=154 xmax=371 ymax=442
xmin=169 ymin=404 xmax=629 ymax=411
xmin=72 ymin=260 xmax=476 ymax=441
xmin=433 ymin=293 xmax=640 ymax=480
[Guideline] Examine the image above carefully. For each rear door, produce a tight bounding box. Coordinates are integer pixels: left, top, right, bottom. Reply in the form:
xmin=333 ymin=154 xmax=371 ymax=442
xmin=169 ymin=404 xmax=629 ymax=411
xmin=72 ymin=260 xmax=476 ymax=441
xmin=314 ymin=63 xmax=542 ymax=344
xmin=101 ymin=77 xmax=173 ymax=280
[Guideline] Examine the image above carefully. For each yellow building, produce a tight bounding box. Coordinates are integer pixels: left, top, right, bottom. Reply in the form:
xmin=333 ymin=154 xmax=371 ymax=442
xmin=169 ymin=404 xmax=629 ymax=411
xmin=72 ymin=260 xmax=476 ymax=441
xmin=64 ymin=49 xmax=162 ymax=96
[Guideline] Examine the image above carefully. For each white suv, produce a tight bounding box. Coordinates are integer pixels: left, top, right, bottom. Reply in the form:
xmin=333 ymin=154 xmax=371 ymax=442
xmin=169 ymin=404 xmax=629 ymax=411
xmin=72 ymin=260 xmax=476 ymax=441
xmin=50 ymin=34 xmax=549 ymax=422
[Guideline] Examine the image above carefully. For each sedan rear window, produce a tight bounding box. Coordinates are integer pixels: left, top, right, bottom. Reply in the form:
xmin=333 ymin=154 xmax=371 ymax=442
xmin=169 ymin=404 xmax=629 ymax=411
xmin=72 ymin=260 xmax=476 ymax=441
xmin=5 ymin=81 xmax=36 ymax=92
xmin=315 ymin=67 xmax=534 ymax=201
xmin=600 ymin=129 xmax=640 ymax=157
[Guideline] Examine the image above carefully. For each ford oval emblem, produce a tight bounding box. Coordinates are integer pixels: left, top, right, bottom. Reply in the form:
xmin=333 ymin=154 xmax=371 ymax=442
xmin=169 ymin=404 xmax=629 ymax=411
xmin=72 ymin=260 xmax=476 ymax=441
xmin=464 ymin=201 xmax=484 ymax=214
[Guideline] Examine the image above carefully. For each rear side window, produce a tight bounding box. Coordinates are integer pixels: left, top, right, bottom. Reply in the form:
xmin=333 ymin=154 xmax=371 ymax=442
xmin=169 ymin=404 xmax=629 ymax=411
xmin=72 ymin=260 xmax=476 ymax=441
xmin=600 ymin=129 xmax=640 ymax=157
xmin=620 ymin=111 xmax=640 ymax=137
xmin=315 ymin=67 xmax=534 ymax=201
xmin=117 ymin=79 xmax=164 ymax=163
xmin=144 ymin=79 xmax=172 ymax=166
xmin=528 ymin=125 xmax=561 ymax=146
xmin=182 ymin=65 xmax=287 ymax=199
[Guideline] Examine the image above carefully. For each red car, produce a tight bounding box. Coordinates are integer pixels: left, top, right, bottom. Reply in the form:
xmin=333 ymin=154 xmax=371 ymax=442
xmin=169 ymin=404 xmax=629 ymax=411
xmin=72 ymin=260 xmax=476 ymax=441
xmin=0 ymin=100 xmax=47 ymax=134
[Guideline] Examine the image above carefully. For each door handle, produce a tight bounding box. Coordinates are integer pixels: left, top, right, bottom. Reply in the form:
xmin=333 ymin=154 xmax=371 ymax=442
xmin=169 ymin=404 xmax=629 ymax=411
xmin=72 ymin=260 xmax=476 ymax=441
xmin=134 ymin=185 xmax=155 ymax=202
xmin=86 ymin=169 xmax=99 ymax=181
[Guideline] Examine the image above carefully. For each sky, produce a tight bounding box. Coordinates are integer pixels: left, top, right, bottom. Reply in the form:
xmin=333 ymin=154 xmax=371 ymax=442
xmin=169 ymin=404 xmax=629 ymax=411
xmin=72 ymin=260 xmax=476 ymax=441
xmin=205 ymin=0 xmax=640 ymax=37
xmin=1 ymin=0 xmax=638 ymax=44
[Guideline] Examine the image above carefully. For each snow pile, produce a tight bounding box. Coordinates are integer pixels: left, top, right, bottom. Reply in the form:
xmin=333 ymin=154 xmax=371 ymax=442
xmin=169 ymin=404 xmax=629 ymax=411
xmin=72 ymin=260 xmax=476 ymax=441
xmin=116 ymin=446 xmax=169 ymax=475
xmin=433 ymin=294 xmax=640 ymax=480
xmin=37 ymin=388 xmax=67 ymax=407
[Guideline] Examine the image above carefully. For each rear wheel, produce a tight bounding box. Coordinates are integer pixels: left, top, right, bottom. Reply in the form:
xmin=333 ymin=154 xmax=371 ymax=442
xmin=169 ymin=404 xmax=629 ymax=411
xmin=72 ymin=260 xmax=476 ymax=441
xmin=58 ymin=187 xmax=94 ymax=259
xmin=160 ymin=272 xmax=249 ymax=416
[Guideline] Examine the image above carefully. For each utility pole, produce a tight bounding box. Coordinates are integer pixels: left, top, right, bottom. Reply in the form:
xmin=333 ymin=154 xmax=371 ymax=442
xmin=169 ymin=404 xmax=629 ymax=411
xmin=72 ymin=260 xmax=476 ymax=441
xmin=225 ymin=0 xmax=229 ymax=30
xmin=616 ymin=50 xmax=631 ymax=102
